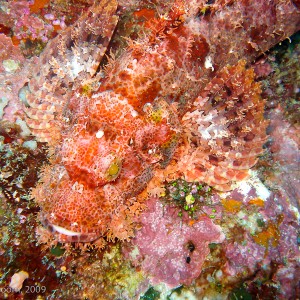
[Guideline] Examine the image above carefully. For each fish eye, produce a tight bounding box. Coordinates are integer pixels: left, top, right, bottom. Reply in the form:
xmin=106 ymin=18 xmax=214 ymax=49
xmin=105 ymin=158 xmax=122 ymax=181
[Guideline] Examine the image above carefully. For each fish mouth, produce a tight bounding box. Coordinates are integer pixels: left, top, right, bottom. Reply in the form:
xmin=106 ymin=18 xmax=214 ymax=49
xmin=51 ymin=224 xmax=82 ymax=237
xmin=41 ymin=216 xmax=98 ymax=243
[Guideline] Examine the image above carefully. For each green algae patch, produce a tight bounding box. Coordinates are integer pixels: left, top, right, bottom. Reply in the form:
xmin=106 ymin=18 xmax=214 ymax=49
xmin=140 ymin=286 xmax=160 ymax=300
xmin=50 ymin=244 xmax=65 ymax=257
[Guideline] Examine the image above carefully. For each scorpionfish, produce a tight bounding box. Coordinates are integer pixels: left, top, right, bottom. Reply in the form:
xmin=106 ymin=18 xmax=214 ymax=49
xmin=23 ymin=0 xmax=299 ymax=243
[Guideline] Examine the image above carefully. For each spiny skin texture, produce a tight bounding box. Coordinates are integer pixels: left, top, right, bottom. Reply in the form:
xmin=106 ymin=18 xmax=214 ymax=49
xmin=28 ymin=0 xmax=300 ymax=242
xmin=23 ymin=0 xmax=119 ymax=144
xmin=180 ymin=60 xmax=268 ymax=191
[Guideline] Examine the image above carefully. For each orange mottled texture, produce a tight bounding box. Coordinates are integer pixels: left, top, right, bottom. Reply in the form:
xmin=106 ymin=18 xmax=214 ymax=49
xmin=32 ymin=165 xmax=144 ymax=243
xmin=221 ymin=198 xmax=243 ymax=214
xmin=29 ymin=0 xmax=50 ymax=13
xmin=252 ymin=215 xmax=283 ymax=251
xmin=248 ymin=198 xmax=265 ymax=207
xmin=27 ymin=0 xmax=300 ymax=242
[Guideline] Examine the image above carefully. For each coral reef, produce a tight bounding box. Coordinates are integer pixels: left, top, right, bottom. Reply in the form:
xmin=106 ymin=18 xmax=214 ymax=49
xmin=0 ymin=0 xmax=95 ymax=56
xmin=0 ymin=0 xmax=299 ymax=299
xmin=266 ymin=108 xmax=300 ymax=206
xmin=124 ymin=173 xmax=299 ymax=298
xmin=1 ymin=0 xmax=59 ymax=55
xmin=0 ymin=125 xmax=48 ymax=202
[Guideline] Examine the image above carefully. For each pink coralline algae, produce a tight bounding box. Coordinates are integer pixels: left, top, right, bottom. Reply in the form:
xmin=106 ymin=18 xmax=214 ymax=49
xmin=125 ymin=196 xmax=225 ymax=287
xmin=0 ymin=34 xmax=28 ymax=124
xmin=0 ymin=0 xmax=66 ymax=46
xmin=1 ymin=0 xmax=300 ymax=245
xmin=269 ymin=109 xmax=300 ymax=203
xmin=224 ymin=235 xmax=266 ymax=275
xmin=210 ymin=174 xmax=299 ymax=300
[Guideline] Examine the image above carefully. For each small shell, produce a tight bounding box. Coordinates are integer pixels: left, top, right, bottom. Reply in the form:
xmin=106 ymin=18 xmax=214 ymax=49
xmin=9 ymin=271 xmax=29 ymax=292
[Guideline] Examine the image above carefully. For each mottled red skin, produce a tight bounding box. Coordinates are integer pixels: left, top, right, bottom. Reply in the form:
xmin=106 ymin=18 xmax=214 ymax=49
xmin=29 ymin=0 xmax=300 ymax=242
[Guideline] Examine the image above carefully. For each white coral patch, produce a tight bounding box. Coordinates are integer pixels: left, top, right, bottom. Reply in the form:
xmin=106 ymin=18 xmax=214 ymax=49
xmin=3 ymin=59 xmax=20 ymax=72
xmin=15 ymin=118 xmax=31 ymax=137
xmin=248 ymin=170 xmax=271 ymax=200
xmin=0 ymin=96 xmax=9 ymax=119
xmin=236 ymin=170 xmax=271 ymax=200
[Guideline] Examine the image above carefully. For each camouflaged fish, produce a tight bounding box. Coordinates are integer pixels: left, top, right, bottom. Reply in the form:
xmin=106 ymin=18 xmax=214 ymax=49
xmin=24 ymin=0 xmax=300 ymax=243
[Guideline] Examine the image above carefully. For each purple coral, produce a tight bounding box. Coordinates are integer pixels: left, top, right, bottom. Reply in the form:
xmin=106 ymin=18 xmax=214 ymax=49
xmin=127 ymin=197 xmax=225 ymax=287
